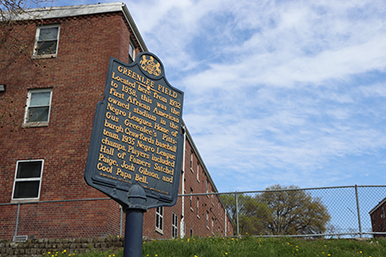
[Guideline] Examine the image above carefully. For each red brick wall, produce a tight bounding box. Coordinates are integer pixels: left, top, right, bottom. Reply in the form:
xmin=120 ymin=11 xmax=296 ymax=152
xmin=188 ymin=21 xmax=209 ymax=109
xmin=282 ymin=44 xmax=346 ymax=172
xmin=0 ymin=10 xmax=233 ymax=240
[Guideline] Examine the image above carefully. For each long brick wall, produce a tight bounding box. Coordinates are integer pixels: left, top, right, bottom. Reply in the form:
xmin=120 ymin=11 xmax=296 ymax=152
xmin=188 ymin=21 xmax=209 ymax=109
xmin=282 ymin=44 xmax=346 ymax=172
xmin=0 ymin=237 xmax=124 ymax=257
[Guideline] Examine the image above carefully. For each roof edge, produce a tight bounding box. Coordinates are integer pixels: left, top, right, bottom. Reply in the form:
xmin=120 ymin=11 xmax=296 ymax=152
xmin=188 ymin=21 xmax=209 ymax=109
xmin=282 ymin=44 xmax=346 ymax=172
xmin=4 ymin=2 xmax=148 ymax=52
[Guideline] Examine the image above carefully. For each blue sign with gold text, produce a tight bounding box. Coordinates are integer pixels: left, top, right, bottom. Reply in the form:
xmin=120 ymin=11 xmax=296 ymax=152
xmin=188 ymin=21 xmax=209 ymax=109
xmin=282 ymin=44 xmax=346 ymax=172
xmin=85 ymin=53 xmax=184 ymax=210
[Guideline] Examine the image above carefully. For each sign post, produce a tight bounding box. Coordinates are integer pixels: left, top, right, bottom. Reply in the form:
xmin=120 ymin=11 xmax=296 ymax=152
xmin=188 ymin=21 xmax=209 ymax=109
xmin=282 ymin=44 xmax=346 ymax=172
xmin=85 ymin=53 xmax=184 ymax=256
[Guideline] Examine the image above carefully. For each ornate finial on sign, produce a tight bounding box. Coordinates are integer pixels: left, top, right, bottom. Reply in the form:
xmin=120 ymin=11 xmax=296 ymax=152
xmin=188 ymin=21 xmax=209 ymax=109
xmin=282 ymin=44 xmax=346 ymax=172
xmin=139 ymin=55 xmax=161 ymax=76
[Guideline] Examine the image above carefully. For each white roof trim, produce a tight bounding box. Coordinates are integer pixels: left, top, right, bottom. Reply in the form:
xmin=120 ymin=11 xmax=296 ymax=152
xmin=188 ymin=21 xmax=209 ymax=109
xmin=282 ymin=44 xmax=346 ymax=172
xmin=369 ymin=197 xmax=386 ymax=215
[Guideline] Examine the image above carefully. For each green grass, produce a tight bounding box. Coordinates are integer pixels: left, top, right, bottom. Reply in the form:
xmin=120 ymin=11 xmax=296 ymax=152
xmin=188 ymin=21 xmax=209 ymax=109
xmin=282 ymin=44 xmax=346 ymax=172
xmin=45 ymin=236 xmax=386 ymax=257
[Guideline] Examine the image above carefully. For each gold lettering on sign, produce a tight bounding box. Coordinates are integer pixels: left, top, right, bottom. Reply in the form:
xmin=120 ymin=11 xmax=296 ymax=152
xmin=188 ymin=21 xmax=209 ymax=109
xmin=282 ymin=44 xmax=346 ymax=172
xmin=101 ymin=137 xmax=126 ymax=151
xmin=121 ymin=160 xmax=135 ymax=171
xmin=153 ymin=92 xmax=167 ymax=103
xmin=137 ymin=84 xmax=151 ymax=95
xmin=154 ymin=123 xmax=169 ymax=134
xmin=116 ymin=168 xmax=132 ymax=180
xmin=104 ymin=120 xmax=124 ymax=134
xmin=98 ymin=153 xmax=118 ymax=167
xmin=126 ymin=96 xmax=151 ymax=111
xmin=100 ymin=145 xmax=114 ymax=156
xmin=141 ymin=94 xmax=152 ymax=104
xmin=107 ymin=103 xmax=127 ymax=117
xmin=162 ymin=176 xmax=173 ymax=183
xmin=154 ymin=163 xmax=174 ymax=175
xmin=156 ymin=147 xmax=176 ymax=160
xmin=135 ymin=174 xmax=148 ymax=184
xmin=155 ymin=139 xmax=176 ymax=153
xmin=162 ymin=133 xmax=176 ymax=144
xmin=169 ymin=99 xmax=181 ymax=109
xmin=103 ymin=128 xmax=120 ymax=141
xmin=108 ymin=98 xmax=130 ymax=111
xmin=151 ymin=154 xmax=175 ymax=168
xmin=139 ymin=167 xmax=160 ymax=179
xmin=109 ymin=88 xmax=125 ymax=99
xmin=106 ymin=112 xmax=119 ymax=122
xmin=129 ymin=155 xmax=151 ymax=168
xmin=158 ymin=84 xmax=177 ymax=98
xmin=153 ymin=108 xmax=179 ymax=123
xmin=128 ymin=146 xmax=150 ymax=159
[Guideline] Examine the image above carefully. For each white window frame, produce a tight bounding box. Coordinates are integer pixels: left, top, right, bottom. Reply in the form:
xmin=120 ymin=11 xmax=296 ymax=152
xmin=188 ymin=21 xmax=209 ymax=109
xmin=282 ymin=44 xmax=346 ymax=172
xmin=172 ymin=213 xmax=178 ymax=239
xmin=33 ymin=24 xmax=60 ymax=58
xmin=197 ymin=163 xmax=200 ymax=182
xmin=197 ymin=197 xmax=200 ymax=218
xmin=23 ymin=88 xmax=53 ymax=127
xmin=12 ymin=159 xmax=44 ymax=201
xmin=155 ymin=207 xmax=164 ymax=234
xmin=129 ymin=39 xmax=136 ymax=63
xmin=190 ymin=151 xmax=193 ymax=172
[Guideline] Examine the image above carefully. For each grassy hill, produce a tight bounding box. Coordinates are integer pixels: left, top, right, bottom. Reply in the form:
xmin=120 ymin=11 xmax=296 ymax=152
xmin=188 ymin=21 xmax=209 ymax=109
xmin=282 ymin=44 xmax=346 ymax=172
xmin=47 ymin=236 xmax=386 ymax=257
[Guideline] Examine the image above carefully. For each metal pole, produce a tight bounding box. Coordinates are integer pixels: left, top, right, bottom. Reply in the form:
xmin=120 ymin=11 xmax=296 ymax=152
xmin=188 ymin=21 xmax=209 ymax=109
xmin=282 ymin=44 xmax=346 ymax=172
xmin=120 ymin=205 xmax=123 ymax=237
xmin=235 ymin=192 xmax=239 ymax=237
xmin=123 ymin=208 xmax=145 ymax=257
xmin=13 ymin=203 xmax=20 ymax=242
xmin=355 ymin=184 xmax=362 ymax=238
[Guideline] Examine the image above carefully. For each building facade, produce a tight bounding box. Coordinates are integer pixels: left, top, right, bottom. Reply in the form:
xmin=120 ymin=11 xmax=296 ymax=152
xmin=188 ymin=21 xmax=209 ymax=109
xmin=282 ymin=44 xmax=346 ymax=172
xmin=369 ymin=197 xmax=386 ymax=237
xmin=0 ymin=3 xmax=233 ymax=241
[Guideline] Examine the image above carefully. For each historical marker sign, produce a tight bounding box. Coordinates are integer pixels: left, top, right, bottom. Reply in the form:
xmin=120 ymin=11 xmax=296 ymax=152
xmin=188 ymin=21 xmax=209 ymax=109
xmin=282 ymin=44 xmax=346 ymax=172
xmin=85 ymin=52 xmax=184 ymax=210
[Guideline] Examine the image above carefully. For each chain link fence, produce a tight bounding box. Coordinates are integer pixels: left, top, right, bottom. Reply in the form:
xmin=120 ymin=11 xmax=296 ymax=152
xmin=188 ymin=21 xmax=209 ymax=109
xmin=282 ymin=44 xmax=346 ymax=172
xmin=1 ymin=185 xmax=385 ymax=241
xmin=211 ymin=185 xmax=386 ymax=238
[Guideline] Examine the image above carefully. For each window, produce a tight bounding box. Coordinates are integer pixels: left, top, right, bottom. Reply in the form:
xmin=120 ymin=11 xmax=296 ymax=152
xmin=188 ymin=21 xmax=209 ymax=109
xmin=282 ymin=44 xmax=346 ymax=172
xmin=197 ymin=163 xmax=200 ymax=182
xmin=172 ymin=213 xmax=178 ymax=238
xmin=190 ymin=188 xmax=193 ymax=211
xmin=24 ymin=89 xmax=53 ymax=125
xmin=34 ymin=25 xmax=60 ymax=56
xmin=129 ymin=39 xmax=136 ymax=63
xmin=155 ymin=207 xmax=163 ymax=233
xmin=190 ymin=151 xmax=193 ymax=171
xmin=206 ymin=211 xmax=209 ymax=228
xmin=190 ymin=228 xmax=193 ymax=237
xmin=197 ymin=197 xmax=200 ymax=217
xmin=12 ymin=160 xmax=44 ymax=200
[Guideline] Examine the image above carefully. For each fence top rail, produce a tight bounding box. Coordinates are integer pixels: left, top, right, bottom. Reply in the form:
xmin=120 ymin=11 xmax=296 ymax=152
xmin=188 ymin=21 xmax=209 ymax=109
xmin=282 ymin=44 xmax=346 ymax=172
xmin=178 ymin=184 xmax=386 ymax=197
xmin=1 ymin=185 xmax=385 ymax=205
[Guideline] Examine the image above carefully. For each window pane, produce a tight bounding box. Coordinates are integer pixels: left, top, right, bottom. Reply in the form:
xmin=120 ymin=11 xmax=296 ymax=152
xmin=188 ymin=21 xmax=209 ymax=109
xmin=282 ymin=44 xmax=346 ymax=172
xmin=13 ymin=181 xmax=40 ymax=198
xmin=36 ymin=41 xmax=57 ymax=55
xmin=28 ymin=107 xmax=49 ymax=122
xmin=39 ymin=27 xmax=58 ymax=41
xmin=17 ymin=161 xmax=42 ymax=178
xmin=30 ymin=92 xmax=50 ymax=107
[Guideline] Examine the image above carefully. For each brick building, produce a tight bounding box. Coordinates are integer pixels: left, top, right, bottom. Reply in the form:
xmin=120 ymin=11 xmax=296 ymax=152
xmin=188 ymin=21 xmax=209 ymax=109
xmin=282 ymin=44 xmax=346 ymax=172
xmin=369 ymin=197 xmax=386 ymax=237
xmin=0 ymin=2 xmax=233 ymax=241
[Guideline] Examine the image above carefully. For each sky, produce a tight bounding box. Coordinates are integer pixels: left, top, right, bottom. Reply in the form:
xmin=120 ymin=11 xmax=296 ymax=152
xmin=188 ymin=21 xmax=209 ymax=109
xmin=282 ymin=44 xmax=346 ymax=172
xmin=53 ymin=0 xmax=386 ymax=193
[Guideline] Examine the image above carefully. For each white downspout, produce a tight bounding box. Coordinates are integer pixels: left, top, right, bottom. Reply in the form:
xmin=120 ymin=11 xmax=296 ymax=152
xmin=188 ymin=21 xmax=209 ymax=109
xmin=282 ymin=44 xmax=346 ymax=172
xmin=180 ymin=126 xmax=186 ymax=238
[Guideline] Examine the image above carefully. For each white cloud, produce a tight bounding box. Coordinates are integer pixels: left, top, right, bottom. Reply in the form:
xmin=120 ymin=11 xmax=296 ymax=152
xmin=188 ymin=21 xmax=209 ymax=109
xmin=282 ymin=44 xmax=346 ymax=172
xmin=125 ymin=0 xmax=386 ymax=191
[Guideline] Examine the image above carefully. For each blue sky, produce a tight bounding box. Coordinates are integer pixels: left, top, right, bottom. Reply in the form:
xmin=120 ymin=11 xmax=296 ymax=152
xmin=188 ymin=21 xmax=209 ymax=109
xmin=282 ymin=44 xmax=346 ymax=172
xmin=54 ymin=0 xmax=386 ymax=192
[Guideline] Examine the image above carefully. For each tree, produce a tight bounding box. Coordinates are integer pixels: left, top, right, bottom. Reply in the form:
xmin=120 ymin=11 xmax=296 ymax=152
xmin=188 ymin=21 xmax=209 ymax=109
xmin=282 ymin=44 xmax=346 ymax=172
xmin=257 ymin=185 xmax=331 ymax=235
xmin=221 ymin=193 xmax=271 ymax=235
xmin=222 ymin=185 xmax=331 ymax=236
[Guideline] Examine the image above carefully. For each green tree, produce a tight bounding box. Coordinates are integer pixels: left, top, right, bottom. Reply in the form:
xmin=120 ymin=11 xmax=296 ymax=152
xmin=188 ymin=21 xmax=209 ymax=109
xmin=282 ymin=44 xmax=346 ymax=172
xmin=221 ymin=193 xmax=270 ymax=235
xmin=257 ymin=185 xmax=331 ymax=235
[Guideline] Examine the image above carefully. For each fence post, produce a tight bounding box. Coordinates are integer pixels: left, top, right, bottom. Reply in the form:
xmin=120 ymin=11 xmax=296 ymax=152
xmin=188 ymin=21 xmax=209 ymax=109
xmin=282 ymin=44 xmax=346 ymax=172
xmin=235 ymin=192 xmax=239 ymax=237
xmin=120 ymin=205 xmax=123 ymax=237
xmin=355 ymin=184 xmax=362 ymax=238
xmin=13 ymin=203 xmax=20 ymax=242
